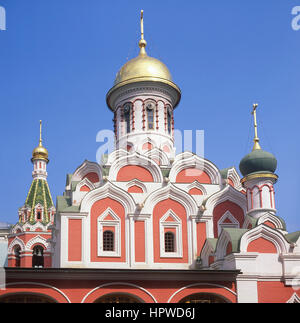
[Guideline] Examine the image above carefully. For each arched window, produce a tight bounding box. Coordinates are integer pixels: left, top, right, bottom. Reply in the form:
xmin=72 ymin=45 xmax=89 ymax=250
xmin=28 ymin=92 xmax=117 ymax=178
xmin=123 ymin=103 xmax=131 ymax=134
xmin=146 ymin=102 xmax=155 ymax=130
xmin=167 ymin=107 xmax=172 ymax=134
xmin=179 ymin=293 xmax=229 ymax=303
xmin=103 ymin=230 xmax=114 ymax=252
xmin=164 ymin=232 xmax=175 ymax=253
xmin=32 ymin=245 xmax=44 ymax=268
xmin=0 ymin=293 xmax=56 ymax=303
xmin=14 ymin=246 xmax=21 ymax=268
xmin=94 ymin=293 xmax=142 ymax=303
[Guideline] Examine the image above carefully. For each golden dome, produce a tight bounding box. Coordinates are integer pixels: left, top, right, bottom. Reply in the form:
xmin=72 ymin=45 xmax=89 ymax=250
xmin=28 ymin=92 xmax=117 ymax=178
xmin=114 ymin=49 xmax=173 ymax=86
xmin=32 ymin=121 xmax=49 ymax=163
xmin=106 ymin=10 xmax=181 ymax=110
xmin=32 ymin=144 xmax=49 ymax=163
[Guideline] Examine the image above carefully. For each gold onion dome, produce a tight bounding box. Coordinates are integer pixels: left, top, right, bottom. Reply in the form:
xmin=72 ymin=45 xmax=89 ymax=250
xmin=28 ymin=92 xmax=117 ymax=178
xmin=114 ymin=42 xmax=173 ymax=86
xmin=32 ymin=120 xmax=49 ymax=163
xmin=107 ymin=10 xmax=181 ymax=110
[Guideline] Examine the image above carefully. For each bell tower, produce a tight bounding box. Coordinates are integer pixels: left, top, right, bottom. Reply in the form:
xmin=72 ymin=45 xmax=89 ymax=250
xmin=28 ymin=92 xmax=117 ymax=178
xmin=106 ymin=11 xmax=181 ymax=162
xmin=7 ymin=121 xmax=55 ymax=268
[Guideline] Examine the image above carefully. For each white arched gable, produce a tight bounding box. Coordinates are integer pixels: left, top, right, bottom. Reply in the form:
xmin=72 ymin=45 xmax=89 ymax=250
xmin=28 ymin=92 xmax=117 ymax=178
xmin=187 ymin=181 xmax=207 ymax=195
xmin=143 ymin=147 xmax=169 ymax=166
xmin=11 ymin=223 xmax=23 ymax=234
xmin=239 ymin=225 xmax=291 ymax=254
xmin=143 ymin=183 xmax=198 ymax=216
xmin=106 ymin=149 xmax=129 ymax=165
xmin=26 ymin=235 xmax=50 ymax=252
xmin=257 ymin=213 xmax=285 ymax=230
xmin=8 ymin=237 xmax=26 ymax=253
xmin=72 ymin=160 xmax=102 ymax=183
xmin=138 ymin=137 xmax=157 ymax=152
xmin=217 ymin=211 xmax=240 ymax=236
xmin=81 ymin=181 xmax=136 ymax=215
xmin=227 ymin=168 xmax=243 ymax=191
xmin=126 ymin=179 xmax=147 ymax=194
xmin=108 ymin=152 xmax=164 ymax=183
xmin=169 ymin=154 xmax=221 ymax=185
xmin=22 ymin=221 xmax=47 ymax=232
xmin=203 ymin=185 xmax=247 ymax=217
xmin=200 ymin=239 xmax=217 ymax=268
xmin=75 ymin=177 xmax=95 ymax=193
xmin=214 ymin=230 xmax=233 ymax=261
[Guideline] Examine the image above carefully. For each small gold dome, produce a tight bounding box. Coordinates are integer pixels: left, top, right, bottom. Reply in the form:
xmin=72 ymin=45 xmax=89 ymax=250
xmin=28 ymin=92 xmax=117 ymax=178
xmin=31 ymin=121 xmax=49 ymax=163
xmin=32 ymin=144 xmax=49 ymax=163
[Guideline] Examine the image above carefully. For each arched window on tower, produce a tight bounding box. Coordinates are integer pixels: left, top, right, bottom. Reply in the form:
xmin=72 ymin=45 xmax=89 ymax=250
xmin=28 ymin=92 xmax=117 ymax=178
xmin=164 ymin=232 xmax=175 ymax=253
xmin=14 ymin=246 xmax=21 ymax=267
xmin=167 ymin=107 xmax=172 ymax=135
xmin=103 ymin=230 xmax=114 ymax=252
xmin=32 ymin=245 xmax=44 ymax=268
xmin=123 ymin=103 xmax=131 ymax=134
xmin=146 ymin=102 xmax=155 ymax=130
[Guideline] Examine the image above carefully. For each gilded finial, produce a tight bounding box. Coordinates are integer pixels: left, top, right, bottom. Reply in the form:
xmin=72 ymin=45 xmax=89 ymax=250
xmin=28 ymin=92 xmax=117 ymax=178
xmin=139 ymin=10 xmax=147 ymax=55
xmin=251 ymin=103 xmax=261 ymax=150
xmin=39 ymin=120 xmax=43 ymax=146
xmin=32 ymin=120 xmax=49 ymax=163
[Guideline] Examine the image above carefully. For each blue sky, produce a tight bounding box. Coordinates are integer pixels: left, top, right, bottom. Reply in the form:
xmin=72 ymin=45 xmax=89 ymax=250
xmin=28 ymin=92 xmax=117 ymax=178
xmin=0 ymin=1 xmax=299 ymax=232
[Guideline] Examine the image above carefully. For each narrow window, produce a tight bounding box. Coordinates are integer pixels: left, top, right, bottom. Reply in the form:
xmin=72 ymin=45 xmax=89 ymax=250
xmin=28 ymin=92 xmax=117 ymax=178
xmin=167 ymin=108 xmax=172 ymax=134
xmin=103 ymin=230 xmax=114 ymax=252
xmin=37 ymin=211 xmax=41 ymax=220
xmin=146 ymin=103 xmax=155 ymax=130
xmin=165 ymin=232 xmax=175 ymax=253
xmin=124 ymin=103 xmax=131 ymax=134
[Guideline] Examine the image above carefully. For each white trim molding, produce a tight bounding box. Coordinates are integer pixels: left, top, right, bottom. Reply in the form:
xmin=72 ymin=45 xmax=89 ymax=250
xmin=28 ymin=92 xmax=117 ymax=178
xmin=97 ymin=208 xmax=121 ymax=258
xmin=159 ymin=210 xmax=183 ymax=258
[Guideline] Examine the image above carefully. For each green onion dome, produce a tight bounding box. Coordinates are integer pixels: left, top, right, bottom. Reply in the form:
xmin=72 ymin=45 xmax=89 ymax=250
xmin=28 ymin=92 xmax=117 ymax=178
xmin=239 ymin=149 xmax=277 ymax=177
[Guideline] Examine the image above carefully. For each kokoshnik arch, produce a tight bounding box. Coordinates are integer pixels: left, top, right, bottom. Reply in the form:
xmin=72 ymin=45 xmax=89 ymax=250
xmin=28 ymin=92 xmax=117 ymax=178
xmin=1 ymin=11 xmax=300 ymax=304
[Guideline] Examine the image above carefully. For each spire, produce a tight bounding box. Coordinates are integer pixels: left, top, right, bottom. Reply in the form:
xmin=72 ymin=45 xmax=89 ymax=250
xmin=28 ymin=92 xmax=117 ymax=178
xmin=138 ymin=10 xmax=147 ymax=56
xmin=39 ymin=120 xmax=43 ymax=147
xmin=251 ymin=103 xmax=261 ymax=150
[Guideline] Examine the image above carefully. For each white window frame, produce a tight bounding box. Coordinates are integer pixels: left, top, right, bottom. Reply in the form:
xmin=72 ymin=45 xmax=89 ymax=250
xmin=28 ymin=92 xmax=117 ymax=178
xmin=97 ymin=208 xmax=121 ymax=258
xmin=159 ymin=210 xmax=183 ymax=258
xmin=217 ymin=210 xmax=239 ymax=236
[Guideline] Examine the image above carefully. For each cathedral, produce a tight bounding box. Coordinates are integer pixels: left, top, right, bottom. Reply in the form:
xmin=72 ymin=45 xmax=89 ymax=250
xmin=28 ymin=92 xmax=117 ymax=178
xmin=0 ymin=11 xmax=300 ymax=303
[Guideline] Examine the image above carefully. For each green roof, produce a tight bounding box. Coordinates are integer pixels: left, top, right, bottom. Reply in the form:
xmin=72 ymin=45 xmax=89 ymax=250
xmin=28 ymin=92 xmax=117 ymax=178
xmin=206 ymin=238 xmax=218 ymax=252
xmin=222 ymin=228 xmax=249 ymax=252
xmin=285 ymin=231 xmax=300 ymax=244
xmin=56 ymin=196 xmax=72 ymax=213
xmin=220 ymin=167 xmax=234 ymax=179
xmin=239 ymin=149 xmax=277 ymax=177
xmin=24 ymin=178 xmax=54 ymax=223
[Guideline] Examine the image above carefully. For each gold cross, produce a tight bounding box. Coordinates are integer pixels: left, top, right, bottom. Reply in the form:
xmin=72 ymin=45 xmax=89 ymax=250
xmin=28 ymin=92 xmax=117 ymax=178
xmin=251 ymin=103 xmax=261 ymax=150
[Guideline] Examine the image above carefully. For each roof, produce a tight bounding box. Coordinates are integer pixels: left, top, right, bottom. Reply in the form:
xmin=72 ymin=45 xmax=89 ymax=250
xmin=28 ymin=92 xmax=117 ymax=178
xmin=220 ymin=167 xmax=234 ymax=179
xmin=0 ymin=222 xmax=11 ymax=230
xmin=24 ymin=179 xmax=54 ymax=223
xmin=285 ymin=231 xmax=300 ymax=244
xmin=222 ymin=228 xmax=249 ymax=252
